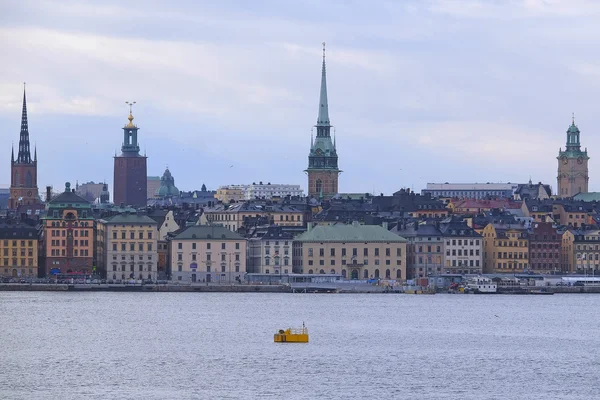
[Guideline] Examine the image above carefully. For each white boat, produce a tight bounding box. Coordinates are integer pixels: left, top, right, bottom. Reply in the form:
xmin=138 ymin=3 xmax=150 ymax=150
xmin=465 ymin=276 xmax=497 ymax=294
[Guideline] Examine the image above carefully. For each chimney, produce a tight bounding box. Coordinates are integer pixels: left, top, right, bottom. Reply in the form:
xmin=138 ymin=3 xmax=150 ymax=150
xmin=307 ymin=222 xmax=313 ymax=231
xmin=382 ymin=221 xmax=388 ymax=230
xmin=46 ymin=186 xmax=52 ymax=202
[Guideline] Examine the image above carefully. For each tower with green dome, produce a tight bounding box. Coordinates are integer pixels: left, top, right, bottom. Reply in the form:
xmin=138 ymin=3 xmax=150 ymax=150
xmin=305 ymin=43 xmax=341 ymax=199
xmin=557 ymin=115 xmax=589 ymax=197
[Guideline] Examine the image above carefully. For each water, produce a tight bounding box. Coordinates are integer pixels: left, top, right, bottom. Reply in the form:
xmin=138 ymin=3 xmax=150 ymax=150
xmin=1 ymin=292 xmax=599 ymax=400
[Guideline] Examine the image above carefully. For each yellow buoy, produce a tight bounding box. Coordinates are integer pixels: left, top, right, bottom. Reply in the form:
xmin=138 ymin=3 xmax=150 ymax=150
xmin=274 ymin=322 xmax=309 ymax=343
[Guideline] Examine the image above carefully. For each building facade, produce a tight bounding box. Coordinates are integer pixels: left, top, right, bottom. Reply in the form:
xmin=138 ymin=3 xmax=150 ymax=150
xmin=393 ymin=223 xmax=444 ymax=279
xmin=247 ymin=226 xmax=294 ymax=274
xmin=482 ymin=223 xmax=530 ymax=274
xmin=557 ymin=119 xmax=589 ymax=197
xmin=528 ymin=222 xmax=561 ymax=273
xmin=147 ymin=176 xmax=161 ymax=200
xmin=43 ymin=183 xmax=94 ymax=277
xmin=293 ymin=223 xmax=407 ymax=280
xmin=0 ymin=222 xmax=38 ymax=279
xmin=439 ymin=219 xmax=483 ymax=274
xmin=170 ymin=225 xmax=246 ymax=283
xmin=9 ymin=87 xmax=39 ymax=209
xmin=244 ymin=183 xmax=303 ymax=200
xmin=215 ymin=186 xmax=245 ymax=203
xmin=305 ymin=45 xmax=340 ymax=199
xmin=113 ymin=109 xmax=147 ymax=207
xmin=76 ymin=181 xmax=105 ymax=202
xmin=201 ymin=202 xmax=304 ymax=232
xmin=99 ymin=213 xmax=158 ymax=281
xmin=422 ymin=183 xmax=518 ymax=199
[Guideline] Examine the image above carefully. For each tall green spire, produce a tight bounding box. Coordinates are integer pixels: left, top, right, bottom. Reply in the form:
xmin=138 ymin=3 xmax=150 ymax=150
xmin=316 ymin=42 xmax=330 ymax=128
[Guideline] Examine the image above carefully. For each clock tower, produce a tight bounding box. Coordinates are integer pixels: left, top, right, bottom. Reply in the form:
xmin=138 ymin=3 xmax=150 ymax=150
xmin=557 ymin=116 xmax=589 ymax=197
xmin=9 ymin=85 xmax=39 ymax=209
xmin=305 ymin=43 xmax=341 ymax=199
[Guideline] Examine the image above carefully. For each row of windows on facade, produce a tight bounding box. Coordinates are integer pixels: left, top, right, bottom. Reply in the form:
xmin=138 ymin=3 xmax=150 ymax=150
xmin=177 ymin=242 xmax=241 ymax=250
xmin=264 ymin=241 xmax=290 ymax=246
xmin=112 ymin=243 xmax=153 ymax=252
xmin=448 ymin=259 xmax=480 ymax=267
xmin=496 ymin=262 xmax=528 ymax=269
xmin=176 ymin=264 xmax=241 ymax=273
xmin=447 ymin=239 xmax=480 ymax=246
xmin=496 ymin=252 xmax=528 ymax=259
xmin=113 ymin=255 xmax=153 ymax=261
xmin=51 ymin=212 xmax=89 ymax=220
xmin=303 ymin=268 xmax=402 ymax=280
xmin=265 ymin=257 xmax=289 ymax=266
xmin=447 ymin=249 xmax=481 ymax=256
xmin=532 ymin=253 xmax=560 ymax=260
xmin=307 ymin=248 xmax=403 ymax=257
xmin=2 ymin=248 xmax=34 ymax=257
xmin=210 ymin=214 xmax=301 ymax=222
xmin=112 ymin=273 xmax=153 ymax=280
xmin=575 ymin=244 xmax=600 ymax=250
xmin=177 ymin=253 xmax=241 ymax=262
xmin=50 ymin=249 xmax=89 ymax=257
xmin=111 ymin=264 xmax=154 ymax=272
xmin=50 ymin=230 xmax=89 ymax=237
xmin=112 ymin=231 xmax=154 ymax=240
xmin=50 ymin=239 xmax=90 ymax=247
xmin=2 ymin=267 xmax=36 ymax=275
xmin=575 ymin=253 xmax=600 ymax=260
xmin=492 ymin=241 xmax=528 ymax=247
xmin=0 ymin=240 xmax=35 ymax=247
xmin=530 ymin=262 xmax=560 ymax=269
xmin=265 ymin=248 xmax=289 ymax=255
xmin=307 ymin=258 xmax=402 ymax=266
xmin=1 ymin=258 xmax=35 ymax=267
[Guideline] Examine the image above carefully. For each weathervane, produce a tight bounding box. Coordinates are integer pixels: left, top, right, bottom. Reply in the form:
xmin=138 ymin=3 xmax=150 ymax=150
xmin=125 ymin=101 xmax=136 ymax=114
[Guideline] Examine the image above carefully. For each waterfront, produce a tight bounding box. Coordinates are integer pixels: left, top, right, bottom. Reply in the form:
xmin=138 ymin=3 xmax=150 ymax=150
xmin=1 ymin=293 xmax=600 ymax=399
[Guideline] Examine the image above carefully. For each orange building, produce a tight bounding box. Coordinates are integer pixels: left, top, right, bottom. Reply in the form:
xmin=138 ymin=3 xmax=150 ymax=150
xmin=43 ymin=182 xmax=95 ymax=277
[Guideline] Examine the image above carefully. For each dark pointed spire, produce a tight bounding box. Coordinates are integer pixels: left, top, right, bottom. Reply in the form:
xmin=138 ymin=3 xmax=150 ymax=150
xmin=17 ymin=83 xmax=32 ymax=164
xmin=316 ymin=42 xmax=330 ymax=127
xmin=11 ymin=143 xmax=14 ymax=163
xmin=34 ymin=143 xmax=37 ymax=162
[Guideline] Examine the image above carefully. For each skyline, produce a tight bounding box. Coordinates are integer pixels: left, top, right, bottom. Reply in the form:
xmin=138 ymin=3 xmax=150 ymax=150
xmin=2 ymin=0 xmax=600 ymax=194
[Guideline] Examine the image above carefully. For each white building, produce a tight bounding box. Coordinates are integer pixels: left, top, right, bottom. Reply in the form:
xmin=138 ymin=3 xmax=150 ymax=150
xmin=244 ymin=182 xmax=303 ymax=200
xmin=422 ymin=183 xmax=519 ymax=199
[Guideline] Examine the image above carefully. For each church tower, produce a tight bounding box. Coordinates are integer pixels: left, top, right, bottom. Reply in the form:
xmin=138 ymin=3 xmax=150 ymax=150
xmin=557 ymin=115 xmax=589 ymax=197
xmin=305 ymin=43 xmax=341 ymax=199
xmin=113 ymin=103 xmax=147 ymax=207
xmin=9 ymin=85 xmax=39 ymax=209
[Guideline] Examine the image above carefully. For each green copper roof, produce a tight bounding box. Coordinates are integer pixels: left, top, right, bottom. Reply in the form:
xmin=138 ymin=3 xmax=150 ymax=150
xmin=296 ymin=224 xmax=407 ymax=243
xmin=156 ymin=167 xmax=180 ymax=197
xmin=102 ymin=213 xmax=157 ymax=225
xmin=173 ymin=225 xmax=244 ymax=240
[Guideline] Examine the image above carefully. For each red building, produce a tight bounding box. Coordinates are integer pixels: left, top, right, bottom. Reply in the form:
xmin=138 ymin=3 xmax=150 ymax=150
xmin=113 ymin=109 xmax=147 ymax=208
xmin=529 ymin=222 xmax=561 ymax=273
xmin=9 ymin=87 xmax=40 ymax=209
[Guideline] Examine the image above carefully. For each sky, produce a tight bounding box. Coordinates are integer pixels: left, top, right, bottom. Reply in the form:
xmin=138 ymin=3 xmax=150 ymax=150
xmin=2 ymin=0 xmax=600 ymax=196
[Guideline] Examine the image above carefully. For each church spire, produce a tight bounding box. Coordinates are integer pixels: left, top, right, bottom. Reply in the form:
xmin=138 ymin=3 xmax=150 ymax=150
xmin=17 ymin=83 xmax=32 ymax=164
xmin=316 ymin=42 xmax=330 ymax=128
xmin=11 ymin=143 xmax=14 ymax=163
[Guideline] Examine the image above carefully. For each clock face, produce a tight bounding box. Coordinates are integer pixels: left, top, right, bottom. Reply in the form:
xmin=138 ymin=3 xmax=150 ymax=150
xmin=27 ymin=191 xmax=32 ymax=197
xmin=577 ymin=157 xmax=584 ymax=165
xmin=562 ymin=157 xmax=568 ymax=165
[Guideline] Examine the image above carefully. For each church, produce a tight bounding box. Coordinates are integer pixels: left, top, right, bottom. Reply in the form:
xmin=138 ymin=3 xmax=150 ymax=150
xmin=557 ymin=117 xmax=589 ymax=198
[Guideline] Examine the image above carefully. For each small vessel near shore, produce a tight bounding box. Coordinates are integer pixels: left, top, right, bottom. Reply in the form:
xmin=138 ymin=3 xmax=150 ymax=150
xmin=274 ymin=322 xmax=309 ymax=343
xmin=464 ymin=276 xmax=498 ymax=294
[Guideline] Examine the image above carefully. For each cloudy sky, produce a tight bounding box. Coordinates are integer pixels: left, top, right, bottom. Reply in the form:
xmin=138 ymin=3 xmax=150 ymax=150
xmin=2 ymin=0 xmax=600 ymax=195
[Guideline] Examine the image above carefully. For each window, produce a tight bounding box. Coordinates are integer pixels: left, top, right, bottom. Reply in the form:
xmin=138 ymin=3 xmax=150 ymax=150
xmin=396 ymin=248 xmax=402 ymax=257
xmin=112 ymin=232 xmax=117 ymax=239
xmin=342 ymin=248 xmax=346 ymax=256
xmin=207 ymin=254 xmax=211 ymax=261
xmin=178 ymin=243 xmax=182 ymax=250
xmin=319 ymin=260 xmax=324 ymax=265
xmin=319 ymin=248 xmax=324 ymax=257
xmin=330 ymin=248 xmax=335 ymax=257
xmin=148 ymin=243 xmax=153 ymax=252
xmin=352 ymin=248 xmax=357 ymax=256
xmin=207 ymin=243 xmax=211 ymax=250
xmin=308 ymin=248 xmax=313 ymax=256
xmin=375 ymin=248 xmax=380 ymax=256
xmin=139 ymin=232 xmax=144 ymax=239
xmin=221 ymin=254 xmax=226 ymax=261
xmin=148 ymin=232 xmax=152 ymax=239
xmin=221 ymin=243 xmax=226 ymax=250
xmin=192 ymin=243 xmax=196 ymax=250
xmin=112 ymin=243 xmax=117 ymax=251
xmin=364 ymin=248 xmax=368 ymax=256
xmin=130 ymin=232 xmax=135 ymax=240
xmin=121 ymin=243 xmax=126 ymax=251
xmin=130 ymin=243 xmax=135 ymax=251
xmin=235 ymin=243 xmax=240 ymax=250
xmin=385 ymin=248 xmax=390 ymax=257
xmin=139 ymin=243 xmax=144 ymax=252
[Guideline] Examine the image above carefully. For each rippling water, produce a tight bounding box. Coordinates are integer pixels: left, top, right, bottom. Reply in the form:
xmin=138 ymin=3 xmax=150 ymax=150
xmin=1 ymin=292 xmax=599 ymax=399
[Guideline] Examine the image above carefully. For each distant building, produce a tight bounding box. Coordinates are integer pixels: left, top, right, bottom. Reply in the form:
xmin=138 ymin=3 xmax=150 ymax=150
xmin=438 ymin=218 xmax=483 ymax=274
xmin=482 ymin=222 xmax=530 ymax=274
xmin=293 ymin=222 xmax=407 ymax=280
xmin=557 ymin=118 xmax=589 ymax=197
xmin=201 ymin=202 xmax=304 ymax=232
xmin=170 ymin=225 xmax=246 ymax=283
xmin=9 ymin=87 xmax=40 ymax=209
xmin=529 ymin=222 xmax=561 ymax=274
xmin=147 ymin=176 xmax=161 ymax=200
xmin=0 ymin=221 xmax=38 ymax=279
xmin=393 ymin=222 xmax=443 ymax=279
xmin=247 ymin=226 xmax=294 ymax=274
xmin=244 ymin=182 xmax=303 ymax=200
xmin=43 ymin=182 xmax=94 ymax=277
xmin=422 ymin=183 xmax=518 ymax=199
xmin=76 ymin=181 xmax=106 ymax=202
xmin=513 ymin=180 xmax=552 ymax=200
xmin=215 ymin=185 xmax=245 ymax=203
xmin=154 ymin=167 xmax=180 ymax=198
xmin=113 ymin=109 xmax=147 ymax=208
xmin=98 ymin=213 xmax=159 ymax=281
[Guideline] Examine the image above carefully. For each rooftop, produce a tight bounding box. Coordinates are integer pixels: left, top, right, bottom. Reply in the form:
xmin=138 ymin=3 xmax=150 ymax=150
xmin=296 ymin=223 xmax=407 ymax=243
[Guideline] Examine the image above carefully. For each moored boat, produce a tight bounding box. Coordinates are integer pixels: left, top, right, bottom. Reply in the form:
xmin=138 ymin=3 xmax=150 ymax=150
xmin=274 ymin=322 xmax=309 ymax=343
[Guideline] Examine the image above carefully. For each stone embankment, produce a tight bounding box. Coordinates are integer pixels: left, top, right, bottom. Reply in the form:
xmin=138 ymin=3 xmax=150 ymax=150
xmin=0 ymin=283 xmax=291 ymax=293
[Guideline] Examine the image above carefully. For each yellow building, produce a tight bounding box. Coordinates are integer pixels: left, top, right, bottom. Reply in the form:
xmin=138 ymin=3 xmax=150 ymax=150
xmin=215 ymin=186 xmax=245 ymax=203
xmin=293 ymin=222 xmax=407 ymax=281
xmin=482 ymin=223 xmax=530 ymax=273
xmin=561 ymin=230 xmax=575 ymax=273
xmin=201 ymin=202 xmax=304 ymax=232
xmin=0 ymin=222 xmax=39 ymax=279
xmin=563 ymin=229 xmax=600 ymax=275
